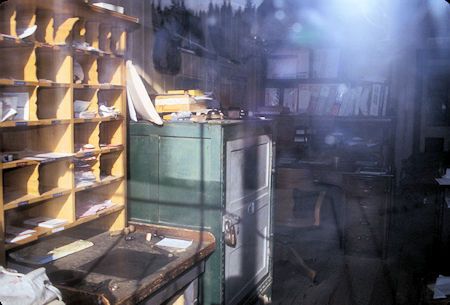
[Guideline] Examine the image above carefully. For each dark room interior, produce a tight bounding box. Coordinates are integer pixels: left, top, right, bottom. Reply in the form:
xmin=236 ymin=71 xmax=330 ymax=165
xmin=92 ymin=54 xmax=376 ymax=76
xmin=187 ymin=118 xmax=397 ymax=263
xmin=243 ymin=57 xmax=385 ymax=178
xmin=0 ymin=0 xmax=449 ymax=304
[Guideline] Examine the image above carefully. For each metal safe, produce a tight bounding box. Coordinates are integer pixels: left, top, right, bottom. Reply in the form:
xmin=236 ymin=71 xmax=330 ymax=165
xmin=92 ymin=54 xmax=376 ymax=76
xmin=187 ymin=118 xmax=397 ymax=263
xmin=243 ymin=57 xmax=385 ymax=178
xmin=128 ymin=120 xmax=274 ymax=305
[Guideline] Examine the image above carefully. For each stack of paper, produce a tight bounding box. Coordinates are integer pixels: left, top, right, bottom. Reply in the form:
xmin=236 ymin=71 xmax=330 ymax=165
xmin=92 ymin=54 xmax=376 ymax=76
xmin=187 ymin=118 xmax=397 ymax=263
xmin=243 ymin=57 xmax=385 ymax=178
xmin=0 ymin=92 xmax=29 ymax=122
xmin=5 ymin=225 xmax=36 ymax=243
xmin=430 ymin=275 xmax=450 ymax=299
xmin=155 ymin=94 xmax=207 ymax=113
xmin=98 ymin=104 xmax=120 ymax=117
xmin=24 ymin=217 xmax=68 ymax=228
xmin=25 ymin=152 xmax=74 ymax=163
xmin=76 ymin=199 xmax=115 ymax=218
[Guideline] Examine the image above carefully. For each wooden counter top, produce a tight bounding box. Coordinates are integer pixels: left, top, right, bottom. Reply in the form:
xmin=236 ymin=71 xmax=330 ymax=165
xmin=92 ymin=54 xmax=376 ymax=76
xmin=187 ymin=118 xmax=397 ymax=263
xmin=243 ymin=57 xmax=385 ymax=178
xmin=8 ymin=222 xmax=216 ymax=305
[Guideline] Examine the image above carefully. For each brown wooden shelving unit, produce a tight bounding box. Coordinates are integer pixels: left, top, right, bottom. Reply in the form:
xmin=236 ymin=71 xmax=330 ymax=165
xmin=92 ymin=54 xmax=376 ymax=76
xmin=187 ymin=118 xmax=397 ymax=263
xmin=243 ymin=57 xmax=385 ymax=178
xmin=0 ymin=0 xmax=138 ymax=265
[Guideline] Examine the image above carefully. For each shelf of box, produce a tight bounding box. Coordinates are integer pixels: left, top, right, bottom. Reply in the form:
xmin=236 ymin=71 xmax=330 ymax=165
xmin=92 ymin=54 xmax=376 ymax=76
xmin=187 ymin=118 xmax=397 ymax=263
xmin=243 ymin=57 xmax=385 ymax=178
xmin=1 ymin=124 xmax=72 ymax=153
xmin=4 ymin=226 xmax=63 ymax=250
xmin=0 ymin=0 xmax=133 ymax=266
xmin=75 ymin=153 xmax=100 ymax=182
xmin=73 ymin=116 xmax=124 ymax=124
xmin=98 ymin=22 xmax=112 ymax=53
xmin=73 ymin=51 xmax=98 ymax=85
xmin=74 ymin=175 xmax=124 ymax=193
xmin=4 ymin=205 xmax=125 ymax=250
xmin=72 ymin=83 xmax=125 ymax=90
xmin=72 ymin=47 xmax=124 ymax=59
xmin=0 ymin=34 xmax=125 ymax=59
xmin=75 ymin=181 xmax=124 ymax=219
xmin=2 ymin=164 xmax=39 ymax=205
xmin=35 ymin=43 xmax=70 ymax=52
xmin=2 ymin=156 xmax=72 ymax=208
xmin=54 ymin=13 xmax=80 ymax=45
xmin=0 ymin=83 xmax=38 ymax=120
xmin=0 ymin=78 xmax=72 ymax=88
xmin=98 ymin=84 xmax=125 ymax=90
xmin=97 ymin=57 xmax=124 ymax=86
xmin=35 ymin=8 xmax=53 ymax=44
xmin=36 ymin=48 xmax=72 ymax=84
xmin=71 ymin=204 xmax=125 ymax=227
xmin=0 ymin=118 xmax=71 ymax=127
xmin=5 ymin=234 xmax=39 ymax=249
xmin=0 ymin=44 xmax=36 ymax=81
xmin=1 ymin=159 xmax=40 ymax=170
xmin=0 ymin=0 xmax=139 ymax=24
xmin=100 ymin=145 xmax=123 ymax=155
xmin=99 ymin=116 xmax=124 ymax=122
xmin=0 ymin=0 xmax=15 ymax=36
xmin=100 ymin=150 xmax=123 ymax=178
xmin=86 ymin=3 xmax=139 ymax=24
xmin=99 ymin=120 xmax=123 ymax=146
xmin=73 ymin=83 xmax=100 ymax=89
xmin=0 ymin=34 xmax=35 ymax=47
xmin=38 ymin=82 xmax=72 ymax=88
xmin=4 ymin=226 xmax=69 ymax=251
xmin=84 ymin=20 xmax=100 ymax=50
xmin=73 ymin=86 xmax=98 ymax=118
xmin=74 ymin=149 xmax=100 ymax=158
xmin=37 ymin=86 xmax=72 ymax=120
xmin=98 ymin=87 xmax=124 ymax=110
xmin=0 ymin=78 xmax=39 ymax=86
xmin=0 ymin=1 xmax=138 ymax=39
xmin=74 ymin=145 xmax=123 ymax=158
xmin=3 ymin=187 xmax=71 ymax=210
xmin=14 ymin=2 xmax=36 ymax=41
xmin=38 ymin=158 xmax=73 ymax=195
xmin=74 ymin=120 xmax=100 ymax=150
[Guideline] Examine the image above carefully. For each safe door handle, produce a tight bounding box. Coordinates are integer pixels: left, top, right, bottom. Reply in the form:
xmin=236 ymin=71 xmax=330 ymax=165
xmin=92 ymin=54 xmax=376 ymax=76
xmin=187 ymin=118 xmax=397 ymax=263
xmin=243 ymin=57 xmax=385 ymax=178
xmin=224 ymin=220 xmax=237 ymax=247
xmin=248 ymin=202 xmax=255 ymax=215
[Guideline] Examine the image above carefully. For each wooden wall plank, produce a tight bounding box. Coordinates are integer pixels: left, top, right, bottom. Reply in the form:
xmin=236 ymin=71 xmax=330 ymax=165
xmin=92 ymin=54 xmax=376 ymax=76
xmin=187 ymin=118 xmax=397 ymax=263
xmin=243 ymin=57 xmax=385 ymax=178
xmin=124 ymin=0 xmax=263 ymax=111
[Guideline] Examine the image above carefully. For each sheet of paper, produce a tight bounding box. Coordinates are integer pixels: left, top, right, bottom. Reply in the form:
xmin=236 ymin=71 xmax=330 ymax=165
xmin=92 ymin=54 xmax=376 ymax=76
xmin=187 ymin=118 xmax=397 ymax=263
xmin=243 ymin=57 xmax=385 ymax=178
xmin=436 ymin=178 xmax=450 ymax=186
xmin=434 ymin=275 xmax=450 ymax=299
xmin=6 ymin=225 xmax=36 ymax=236
xmin=6 ymin=234 xmax=33 ymax=243
xmin=126 ymin=60 xmax=163 ymax=125
xmin=9 ymin=239 xmax=93 ymax=265
xmin=156 ymin=238 xmax=193 ymax=249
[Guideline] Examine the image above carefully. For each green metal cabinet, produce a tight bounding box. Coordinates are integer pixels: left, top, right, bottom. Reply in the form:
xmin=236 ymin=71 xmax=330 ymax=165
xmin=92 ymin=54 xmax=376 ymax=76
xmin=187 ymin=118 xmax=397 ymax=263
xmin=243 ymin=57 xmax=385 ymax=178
xmin=128 ymin=120 xmax=274 ymax=305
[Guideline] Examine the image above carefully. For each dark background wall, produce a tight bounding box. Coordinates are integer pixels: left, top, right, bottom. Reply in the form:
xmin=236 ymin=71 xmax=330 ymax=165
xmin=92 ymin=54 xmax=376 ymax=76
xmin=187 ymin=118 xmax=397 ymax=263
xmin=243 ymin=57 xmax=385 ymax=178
xmin=93 ymin=0 xmax=450 ymax=180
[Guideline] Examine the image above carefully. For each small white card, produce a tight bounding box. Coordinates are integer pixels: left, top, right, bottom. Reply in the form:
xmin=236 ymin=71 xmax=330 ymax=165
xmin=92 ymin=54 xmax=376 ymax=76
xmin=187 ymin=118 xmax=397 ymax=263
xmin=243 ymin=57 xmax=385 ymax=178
xmin=156 ymin=238 xmax=193 ymax=249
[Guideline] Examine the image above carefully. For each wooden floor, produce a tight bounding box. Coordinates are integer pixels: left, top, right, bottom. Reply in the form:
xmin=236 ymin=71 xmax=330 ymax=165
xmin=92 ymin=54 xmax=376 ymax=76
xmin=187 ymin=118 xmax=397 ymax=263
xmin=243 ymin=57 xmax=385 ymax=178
xmin=271 ymin=196 xmax=437 ymax=305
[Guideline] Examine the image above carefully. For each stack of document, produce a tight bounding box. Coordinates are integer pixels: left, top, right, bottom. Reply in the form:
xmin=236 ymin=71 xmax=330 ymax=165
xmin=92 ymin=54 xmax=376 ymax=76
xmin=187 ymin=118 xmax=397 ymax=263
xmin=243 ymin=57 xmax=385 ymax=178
xmin=5 ymin=225 xmax=36 ymax=243
xmin=76 ymin=199 xmax=115 ymax=218
xmin=155 ymin=90 xmax=209 ymax=113
xmin=98 ymin=104 xmax=120 ymax=117
xmin=24 ymin=217 xmax=68 ymax=228
xmin=430 ymin=275 xmax=450 ymax=299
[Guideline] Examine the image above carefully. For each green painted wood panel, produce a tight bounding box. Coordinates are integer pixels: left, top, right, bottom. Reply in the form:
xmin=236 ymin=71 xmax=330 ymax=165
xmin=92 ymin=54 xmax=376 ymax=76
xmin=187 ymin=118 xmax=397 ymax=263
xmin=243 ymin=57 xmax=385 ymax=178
xmin=158 ymin=135 xmax=222 ymax=229
xmin=128 ymin=134 xmax=159 ymax=223
xmin=128 ymin=120 xmax=274 ymax=305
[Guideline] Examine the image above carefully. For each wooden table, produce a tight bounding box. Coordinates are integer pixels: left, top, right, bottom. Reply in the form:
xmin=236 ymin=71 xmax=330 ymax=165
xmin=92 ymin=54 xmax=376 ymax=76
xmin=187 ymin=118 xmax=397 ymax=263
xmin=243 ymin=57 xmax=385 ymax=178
xmin=8 ymin=222 xmax=216 ymax=305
